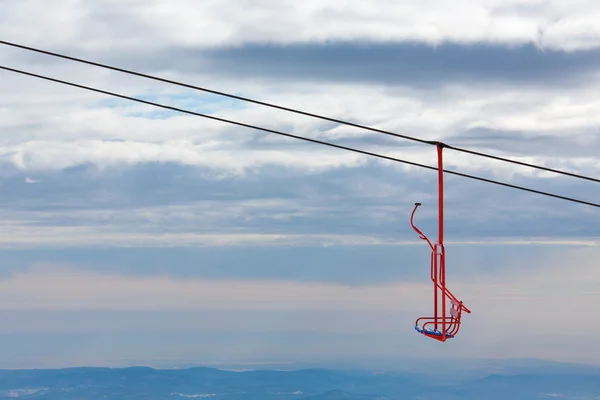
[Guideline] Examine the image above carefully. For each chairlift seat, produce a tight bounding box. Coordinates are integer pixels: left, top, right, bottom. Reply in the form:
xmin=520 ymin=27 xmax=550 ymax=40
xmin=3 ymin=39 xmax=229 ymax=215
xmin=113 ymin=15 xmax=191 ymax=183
xmin=414 ymin=324 xmax=454 ymax=338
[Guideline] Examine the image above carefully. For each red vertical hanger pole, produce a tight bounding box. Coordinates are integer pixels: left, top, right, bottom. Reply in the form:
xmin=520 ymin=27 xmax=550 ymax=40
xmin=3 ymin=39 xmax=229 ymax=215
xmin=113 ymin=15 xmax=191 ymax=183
xmin=437 ymin=143 xmax=446 ymax=337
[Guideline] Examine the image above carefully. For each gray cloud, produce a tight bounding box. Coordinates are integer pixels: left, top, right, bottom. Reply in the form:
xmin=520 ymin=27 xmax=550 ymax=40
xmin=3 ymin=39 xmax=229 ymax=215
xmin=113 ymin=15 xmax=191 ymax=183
xmin=192 ymin=42 xmax=600 ymax=88
xmin=453 ymin=127 xmax=600 ymax=157
xmin=0 ymin=161 xmax=597 ymax=242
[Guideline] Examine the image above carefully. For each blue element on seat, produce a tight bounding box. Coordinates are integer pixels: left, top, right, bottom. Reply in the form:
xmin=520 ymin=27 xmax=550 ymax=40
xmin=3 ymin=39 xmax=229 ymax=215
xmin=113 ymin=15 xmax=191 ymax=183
xmin=415 ymin=325 xmax=454 ymax=338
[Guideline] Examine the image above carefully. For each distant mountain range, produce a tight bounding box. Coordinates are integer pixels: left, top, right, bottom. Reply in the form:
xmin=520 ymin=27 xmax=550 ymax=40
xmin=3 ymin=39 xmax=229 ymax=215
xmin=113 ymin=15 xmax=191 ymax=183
xmin=0 ymin=364 xmax=599 ymax=400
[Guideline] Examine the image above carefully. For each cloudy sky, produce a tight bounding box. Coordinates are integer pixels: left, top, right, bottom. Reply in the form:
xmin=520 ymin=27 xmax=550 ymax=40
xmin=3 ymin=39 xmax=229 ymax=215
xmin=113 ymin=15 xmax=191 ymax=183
xmin=1 ymin=0 xmax=600 ymax=369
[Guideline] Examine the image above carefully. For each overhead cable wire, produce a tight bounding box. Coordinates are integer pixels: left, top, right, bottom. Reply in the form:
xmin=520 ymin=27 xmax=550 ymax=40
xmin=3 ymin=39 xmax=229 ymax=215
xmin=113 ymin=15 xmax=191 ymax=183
xmin=2 ymin=39 xmax=599 ymax=184
xmin=1 ymin=64 xmax=599 ymax=209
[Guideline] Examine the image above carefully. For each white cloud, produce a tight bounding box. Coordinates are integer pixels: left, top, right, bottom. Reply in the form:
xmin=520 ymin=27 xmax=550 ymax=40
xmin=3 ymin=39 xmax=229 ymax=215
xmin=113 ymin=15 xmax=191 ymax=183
xmin=2 ymin=73 xmax=600 ymax=181
xmin=0 ymin=139 xmax=369 ymax=173
xmin=3 ymin=0 xmax=600 ymax=51
xmin=0 ymin=216 xmax=595 ymax=248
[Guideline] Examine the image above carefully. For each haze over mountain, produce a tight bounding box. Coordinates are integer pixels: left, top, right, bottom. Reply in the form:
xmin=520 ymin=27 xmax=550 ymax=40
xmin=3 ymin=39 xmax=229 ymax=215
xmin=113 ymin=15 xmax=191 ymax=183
xmin=1 ymin=361 xmax=600 ymax=400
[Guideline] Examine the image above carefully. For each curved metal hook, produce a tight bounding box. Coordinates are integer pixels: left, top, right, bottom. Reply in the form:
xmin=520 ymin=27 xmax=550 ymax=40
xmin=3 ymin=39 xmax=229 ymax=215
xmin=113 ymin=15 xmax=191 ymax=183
xmin=410 ymin=203 xmax=434 ymax=251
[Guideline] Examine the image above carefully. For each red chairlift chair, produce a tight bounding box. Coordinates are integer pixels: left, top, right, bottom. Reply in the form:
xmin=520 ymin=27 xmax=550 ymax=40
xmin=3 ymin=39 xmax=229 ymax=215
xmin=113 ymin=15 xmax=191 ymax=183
xmin=410 ymin=143 xmax=471 ymax=342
